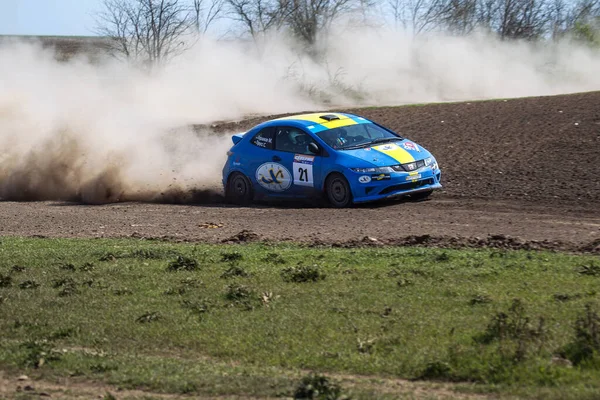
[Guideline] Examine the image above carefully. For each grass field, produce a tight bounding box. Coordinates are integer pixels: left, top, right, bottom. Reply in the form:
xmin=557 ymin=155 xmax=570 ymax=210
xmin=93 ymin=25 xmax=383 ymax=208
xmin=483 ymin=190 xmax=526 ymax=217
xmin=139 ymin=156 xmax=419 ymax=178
xmin=1 ymin=237 xmax=599 ymax=399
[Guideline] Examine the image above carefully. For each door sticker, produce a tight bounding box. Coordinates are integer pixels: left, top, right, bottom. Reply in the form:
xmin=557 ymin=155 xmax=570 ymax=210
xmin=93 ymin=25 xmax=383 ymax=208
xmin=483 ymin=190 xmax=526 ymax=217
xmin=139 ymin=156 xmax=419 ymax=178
xmin=256 ymin=162 xmax=292 ymax=192
xmin=293 ymin=154 xmax=314 ymax=187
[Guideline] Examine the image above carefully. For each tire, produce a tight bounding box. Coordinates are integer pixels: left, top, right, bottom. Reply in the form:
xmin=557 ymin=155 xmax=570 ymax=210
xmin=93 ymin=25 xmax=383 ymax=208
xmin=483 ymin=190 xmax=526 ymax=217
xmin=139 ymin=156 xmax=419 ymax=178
xmin=410 ymin=190 xmax=433 ymax=201
xmin=225 ymin=173 xmax=253 ymax=205
xmin=325 ymin=173 xmax=352 ymax=208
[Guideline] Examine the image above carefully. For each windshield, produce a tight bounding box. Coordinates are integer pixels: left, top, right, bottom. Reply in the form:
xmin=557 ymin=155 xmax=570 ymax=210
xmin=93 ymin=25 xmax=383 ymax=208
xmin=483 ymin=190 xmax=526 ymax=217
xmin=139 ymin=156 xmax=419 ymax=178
xmin=316 ymin=123 xmax=402 ymax=150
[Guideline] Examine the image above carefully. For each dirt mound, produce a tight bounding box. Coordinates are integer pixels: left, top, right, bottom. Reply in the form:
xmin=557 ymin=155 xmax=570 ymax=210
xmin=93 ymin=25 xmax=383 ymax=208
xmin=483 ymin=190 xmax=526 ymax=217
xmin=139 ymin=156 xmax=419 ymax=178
xmin=222 ymin=230 xmax=260 ymax=243
xmin=314 ymin=234 xmax=600 ymax=254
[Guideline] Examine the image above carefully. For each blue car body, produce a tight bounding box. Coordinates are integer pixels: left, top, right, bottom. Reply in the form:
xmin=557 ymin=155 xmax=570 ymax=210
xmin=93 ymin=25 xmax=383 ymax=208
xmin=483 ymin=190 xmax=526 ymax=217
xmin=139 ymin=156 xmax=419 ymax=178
xmin=222 ymin=112 xmax=442 ymax=205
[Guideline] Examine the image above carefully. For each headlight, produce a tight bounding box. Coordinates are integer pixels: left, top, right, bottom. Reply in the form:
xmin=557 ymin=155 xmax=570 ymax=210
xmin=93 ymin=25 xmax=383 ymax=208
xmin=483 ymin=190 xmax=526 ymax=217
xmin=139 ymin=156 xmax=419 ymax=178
xmin=351 ymin=167 xmax=395 ymax=173
xmin=424 ymin=157 xmax=439 ymax=170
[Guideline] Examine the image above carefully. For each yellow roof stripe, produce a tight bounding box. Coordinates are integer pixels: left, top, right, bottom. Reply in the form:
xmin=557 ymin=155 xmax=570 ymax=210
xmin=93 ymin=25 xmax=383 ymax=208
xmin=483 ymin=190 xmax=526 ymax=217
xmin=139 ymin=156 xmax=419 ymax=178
xmin=275 ymin=113 xmax=328 ymax=124
xmin=274 ymin=113 xmax=357 ymax=129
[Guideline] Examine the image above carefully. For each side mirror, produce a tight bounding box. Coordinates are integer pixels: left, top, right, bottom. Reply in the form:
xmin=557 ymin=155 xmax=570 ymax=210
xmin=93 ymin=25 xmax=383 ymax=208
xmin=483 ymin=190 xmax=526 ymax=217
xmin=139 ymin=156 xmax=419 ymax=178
xmin=308 ymin=142 xmax=320 ymax=155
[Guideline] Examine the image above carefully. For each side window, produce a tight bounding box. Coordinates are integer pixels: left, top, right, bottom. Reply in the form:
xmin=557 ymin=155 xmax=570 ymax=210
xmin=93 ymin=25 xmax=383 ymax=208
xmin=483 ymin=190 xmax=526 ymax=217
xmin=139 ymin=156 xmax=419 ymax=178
xmin=250 ymin=127 xmax=274 ymax=150
xmin=274 ymin=126 xmax=316 ymax=155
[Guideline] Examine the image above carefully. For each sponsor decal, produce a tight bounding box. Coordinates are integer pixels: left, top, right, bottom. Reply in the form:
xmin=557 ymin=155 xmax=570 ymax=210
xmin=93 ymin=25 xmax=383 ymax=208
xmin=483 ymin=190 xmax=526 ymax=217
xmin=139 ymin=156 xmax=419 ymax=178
xmin=380 ymin=143 xmax=397 ymax=151
xmin=364 ymin=147 xmax=371 ymax=151
xmin=256 ymin=162 xmax=292 ymax=192
xmin=372 ymin=174 xmax=391 ymax=181
xmin=293 ymin=154 xmax=314 ymax=187
xmin=402 ymin=141 xmax=420 ymax=152
xmin=293 ymin=154 xmax=314 ymax=165
xmin=406 ymin=173 xmax=421 ymax=181
xmin=358 ymin=175 xmax=371 ymax=183
xmin=405 ymin=163 xmax=416 ymax=171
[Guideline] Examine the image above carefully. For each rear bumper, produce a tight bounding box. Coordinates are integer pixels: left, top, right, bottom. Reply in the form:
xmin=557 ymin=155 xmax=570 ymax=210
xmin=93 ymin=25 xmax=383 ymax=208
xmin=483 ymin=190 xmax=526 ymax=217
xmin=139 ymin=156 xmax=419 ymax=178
xmin=350 ymin=168 xmax=442 ymax=203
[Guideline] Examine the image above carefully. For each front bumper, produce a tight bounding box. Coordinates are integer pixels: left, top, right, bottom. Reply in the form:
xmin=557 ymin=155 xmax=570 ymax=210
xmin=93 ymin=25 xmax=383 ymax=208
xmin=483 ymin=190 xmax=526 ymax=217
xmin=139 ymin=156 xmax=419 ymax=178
xmin=350 ymin=167 xmax=442 ymax=203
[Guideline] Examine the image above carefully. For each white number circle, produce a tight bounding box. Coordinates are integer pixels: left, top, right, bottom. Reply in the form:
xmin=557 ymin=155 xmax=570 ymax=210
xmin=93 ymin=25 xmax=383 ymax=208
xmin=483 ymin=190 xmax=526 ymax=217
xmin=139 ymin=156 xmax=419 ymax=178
xmin=256 ymin=162 xmax=292 ymax=192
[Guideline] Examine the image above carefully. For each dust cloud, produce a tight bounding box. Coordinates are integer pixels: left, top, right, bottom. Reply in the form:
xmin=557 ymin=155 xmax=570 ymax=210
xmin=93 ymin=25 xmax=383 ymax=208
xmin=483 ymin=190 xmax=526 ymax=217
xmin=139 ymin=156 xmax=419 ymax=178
xmin=1 ymin=29 xmax=599 ymax=204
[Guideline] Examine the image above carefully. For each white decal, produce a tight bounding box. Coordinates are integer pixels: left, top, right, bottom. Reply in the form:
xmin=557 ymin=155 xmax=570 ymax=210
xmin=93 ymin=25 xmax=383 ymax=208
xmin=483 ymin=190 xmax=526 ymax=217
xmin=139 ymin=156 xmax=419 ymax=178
xmin=293 ymin=154 xmax=314 ymax=187
xmin=358 ymin=175 xmax=371 ymax=183
xmin=379 ymin=143 xmax=398 ymax=151
xmin=255 ymin=163 xmax=292 ymax=192
xmin=403 ymin=141 xmax=420 ymax=152
xmin=406 ymin=173 xmax=421 ymax=181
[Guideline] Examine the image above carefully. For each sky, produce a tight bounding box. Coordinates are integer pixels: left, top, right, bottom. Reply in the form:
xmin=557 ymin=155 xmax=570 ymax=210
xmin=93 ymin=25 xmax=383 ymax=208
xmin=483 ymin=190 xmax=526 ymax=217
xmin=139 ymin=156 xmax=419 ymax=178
xmin=0 ymin=0 xmax=100 ymax=36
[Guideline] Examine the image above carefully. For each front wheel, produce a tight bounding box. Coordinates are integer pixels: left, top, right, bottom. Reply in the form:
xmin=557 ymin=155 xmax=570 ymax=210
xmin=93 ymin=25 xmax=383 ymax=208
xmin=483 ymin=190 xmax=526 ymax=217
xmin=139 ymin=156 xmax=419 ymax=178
xmin=325 ymin=173 xmax=352 ymax=208
xmin=225 ymin=173 xmax=253 ymax=205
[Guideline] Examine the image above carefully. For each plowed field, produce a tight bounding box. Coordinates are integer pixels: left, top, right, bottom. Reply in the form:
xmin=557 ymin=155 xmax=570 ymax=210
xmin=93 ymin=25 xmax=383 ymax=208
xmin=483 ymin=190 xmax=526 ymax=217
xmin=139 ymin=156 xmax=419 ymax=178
xmin=1 ymin=91 xmax=599 ymax=251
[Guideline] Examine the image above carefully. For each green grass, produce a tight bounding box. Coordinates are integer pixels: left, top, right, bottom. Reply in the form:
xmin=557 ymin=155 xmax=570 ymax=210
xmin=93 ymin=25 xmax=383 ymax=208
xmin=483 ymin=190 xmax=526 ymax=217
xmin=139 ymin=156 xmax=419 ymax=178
xmin=0 ymin=237 xmax=599 ymax=398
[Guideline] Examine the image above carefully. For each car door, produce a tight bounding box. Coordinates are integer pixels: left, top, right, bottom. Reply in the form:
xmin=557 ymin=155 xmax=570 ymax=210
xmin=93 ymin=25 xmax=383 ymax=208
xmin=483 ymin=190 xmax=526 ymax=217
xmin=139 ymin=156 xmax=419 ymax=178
xmin=242 ymin=126 xmax=286 ymax=197
xmin=269 ymin=125 xmax=323 ymax=198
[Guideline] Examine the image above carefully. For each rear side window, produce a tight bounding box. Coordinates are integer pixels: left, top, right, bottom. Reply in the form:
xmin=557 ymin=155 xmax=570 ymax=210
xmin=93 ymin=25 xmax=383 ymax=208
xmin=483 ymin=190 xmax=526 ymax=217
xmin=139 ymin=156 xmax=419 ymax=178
xmin=274 ymin=126 xmax=317 ymax=155
xmin=250 ymin=127 xmax=274 ymax=150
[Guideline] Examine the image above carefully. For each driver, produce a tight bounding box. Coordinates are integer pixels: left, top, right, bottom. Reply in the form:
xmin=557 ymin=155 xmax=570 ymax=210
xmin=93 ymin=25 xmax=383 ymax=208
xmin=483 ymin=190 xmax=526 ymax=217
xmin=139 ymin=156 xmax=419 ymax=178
xmin=336 ymin=128 xmax=349 ymax=148
xmin=322 ymin=128 xmax=348 ymax=149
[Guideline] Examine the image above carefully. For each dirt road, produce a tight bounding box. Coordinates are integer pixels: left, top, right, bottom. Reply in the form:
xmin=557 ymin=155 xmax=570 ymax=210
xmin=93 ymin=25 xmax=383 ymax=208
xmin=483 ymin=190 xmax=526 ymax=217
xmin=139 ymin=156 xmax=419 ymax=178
xmin=1 ymin=91 xmax=599 ymax=251
xmin=0 ymin=196 xmax=598 ymax=252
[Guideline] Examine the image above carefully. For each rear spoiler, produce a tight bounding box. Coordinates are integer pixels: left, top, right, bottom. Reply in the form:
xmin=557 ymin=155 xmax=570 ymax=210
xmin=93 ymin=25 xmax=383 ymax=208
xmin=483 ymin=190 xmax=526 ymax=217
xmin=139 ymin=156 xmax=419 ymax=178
xmin=232 ymin=132 xmax=246 ymax=145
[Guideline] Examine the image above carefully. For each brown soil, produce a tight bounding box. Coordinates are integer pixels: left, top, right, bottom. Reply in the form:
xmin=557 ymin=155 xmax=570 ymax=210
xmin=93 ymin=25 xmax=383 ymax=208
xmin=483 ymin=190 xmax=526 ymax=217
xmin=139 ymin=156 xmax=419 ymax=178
xmin=1 ymin=91 xmax=600 ymax=251
xmin=0 ymin=370 xmax=486 ymax=400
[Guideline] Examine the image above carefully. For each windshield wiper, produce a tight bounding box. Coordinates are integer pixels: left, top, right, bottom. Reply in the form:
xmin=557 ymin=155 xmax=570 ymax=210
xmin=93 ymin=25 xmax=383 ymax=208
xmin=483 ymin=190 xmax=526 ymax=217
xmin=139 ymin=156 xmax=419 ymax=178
xmin=338 ymin=136 xmax=403 ymax=150
xmin=369 ymin=137 xmax=401 ymax=145
xmin=340 ymin=143 xmax=370 ymax=150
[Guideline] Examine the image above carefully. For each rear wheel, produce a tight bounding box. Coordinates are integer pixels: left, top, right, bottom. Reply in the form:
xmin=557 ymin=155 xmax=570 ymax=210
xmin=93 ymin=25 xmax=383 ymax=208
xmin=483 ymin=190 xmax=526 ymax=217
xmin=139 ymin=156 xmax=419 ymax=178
xmin=325 ymin=173 xmax=352 ymax=208
xmin=225 ymin=173 xmax=253 ymax=205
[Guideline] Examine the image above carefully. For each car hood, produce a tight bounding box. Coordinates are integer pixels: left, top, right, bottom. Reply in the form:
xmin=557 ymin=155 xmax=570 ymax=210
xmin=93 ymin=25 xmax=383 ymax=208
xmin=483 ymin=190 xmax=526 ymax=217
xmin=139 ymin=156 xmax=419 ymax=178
xmin=340 ymin=140 xmax=431 ymax=166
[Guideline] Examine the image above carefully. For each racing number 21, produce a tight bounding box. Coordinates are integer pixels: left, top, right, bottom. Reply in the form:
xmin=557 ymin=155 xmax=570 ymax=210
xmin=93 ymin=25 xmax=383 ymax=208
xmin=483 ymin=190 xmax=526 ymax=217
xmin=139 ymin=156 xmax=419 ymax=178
xmin=293 ymin=159 xmax=314 ymax=187
xmin=298 ymin=167 xmax=308 ymax=182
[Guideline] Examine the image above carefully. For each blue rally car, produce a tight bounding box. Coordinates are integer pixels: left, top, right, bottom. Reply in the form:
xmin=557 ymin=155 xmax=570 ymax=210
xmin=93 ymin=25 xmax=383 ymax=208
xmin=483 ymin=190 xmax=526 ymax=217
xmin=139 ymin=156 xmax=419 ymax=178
xmin=222 ymin=112 xmax=442 ymax=207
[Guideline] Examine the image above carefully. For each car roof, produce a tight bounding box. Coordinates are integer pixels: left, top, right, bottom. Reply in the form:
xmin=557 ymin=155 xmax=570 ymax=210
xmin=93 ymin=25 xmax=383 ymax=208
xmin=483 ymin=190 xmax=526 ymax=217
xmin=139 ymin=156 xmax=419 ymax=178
xmin=258 ymin=112 xmax=371 ymax=133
